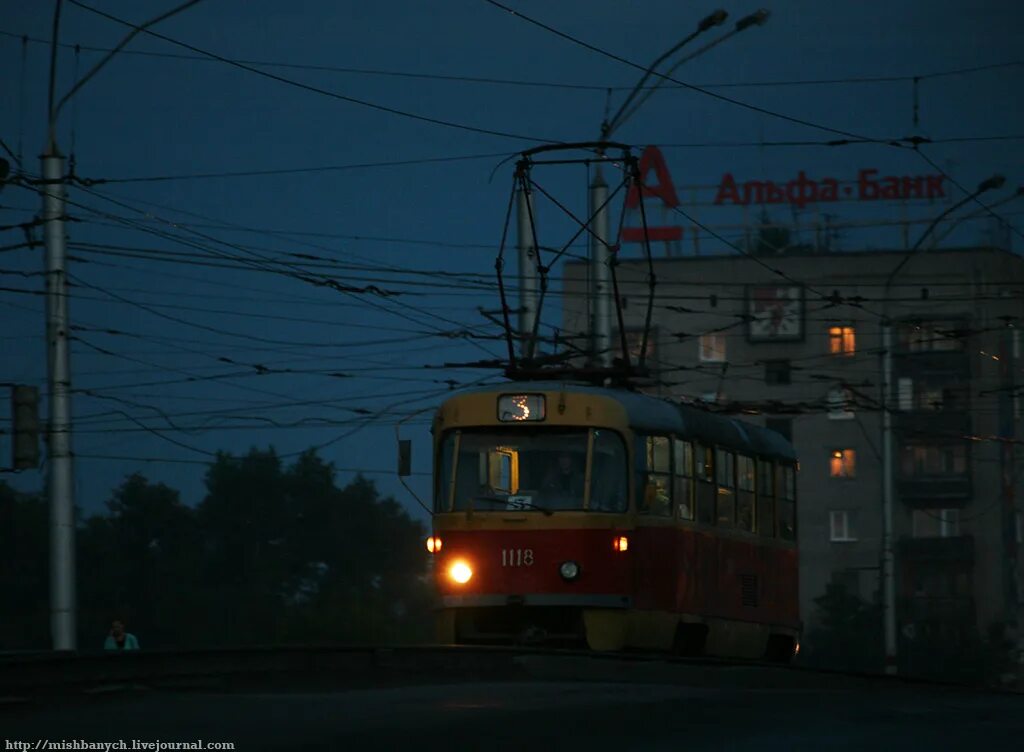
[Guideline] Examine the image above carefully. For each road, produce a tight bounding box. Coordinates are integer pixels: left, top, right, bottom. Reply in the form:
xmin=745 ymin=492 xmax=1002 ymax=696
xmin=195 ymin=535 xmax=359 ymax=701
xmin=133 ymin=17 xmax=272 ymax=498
xmin=2 ymin=654 xmax=1022 ymax=750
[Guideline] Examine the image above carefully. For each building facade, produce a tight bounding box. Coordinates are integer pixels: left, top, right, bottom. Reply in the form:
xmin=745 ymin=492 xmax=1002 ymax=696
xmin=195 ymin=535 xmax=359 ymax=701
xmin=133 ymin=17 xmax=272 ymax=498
xmin=563 ymin=246 xmax=1024 ymax=673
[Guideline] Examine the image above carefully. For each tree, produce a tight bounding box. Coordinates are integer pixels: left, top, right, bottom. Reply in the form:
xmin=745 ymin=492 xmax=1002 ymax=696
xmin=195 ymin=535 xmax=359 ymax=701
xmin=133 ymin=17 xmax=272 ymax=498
xmin=0 ymin=482 xmax=48 ymax=649
xmin=3 ymin=447 xmax=432 ymax=651
xmin=802 ymin=582 xmax=883 ymax=673
xmin=78 ymin=474 xmax=199 ymax=648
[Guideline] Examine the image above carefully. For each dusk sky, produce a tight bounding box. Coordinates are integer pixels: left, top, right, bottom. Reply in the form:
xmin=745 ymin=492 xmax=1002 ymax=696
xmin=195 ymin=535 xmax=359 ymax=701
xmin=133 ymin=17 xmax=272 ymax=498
xmin=2 ymin=0 xmax=1022 ymax=522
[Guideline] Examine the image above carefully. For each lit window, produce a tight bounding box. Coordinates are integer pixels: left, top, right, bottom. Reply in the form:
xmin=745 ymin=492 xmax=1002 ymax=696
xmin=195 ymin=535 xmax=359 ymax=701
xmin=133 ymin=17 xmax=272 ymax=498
xmin=829 ymin=449 xmax=856 ymax=478
xmin=828 ymin=326 xmax=856 ymax=356
xmin=829 ymin=510 xmax=857 ymax=542
xmin=699 ymin=333 xmax=727 ymax=362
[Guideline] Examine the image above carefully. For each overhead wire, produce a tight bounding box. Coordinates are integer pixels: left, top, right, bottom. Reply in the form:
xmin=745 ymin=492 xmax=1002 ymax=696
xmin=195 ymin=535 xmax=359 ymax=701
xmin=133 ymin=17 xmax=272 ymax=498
xmin=65 ymin=0 xmax=561 ymax=145
xmin=7 ymin=28 xmax=1020 ymax=93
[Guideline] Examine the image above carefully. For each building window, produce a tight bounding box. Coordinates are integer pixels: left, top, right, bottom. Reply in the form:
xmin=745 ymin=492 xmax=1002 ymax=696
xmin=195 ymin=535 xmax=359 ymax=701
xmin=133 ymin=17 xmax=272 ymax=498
xmin=829 ymin=449 xmax=856 ymax=478
xmin=912 ymin=508 xmax=960 ymax=538
xmin=764 ymin=359 xmax=791 ymax=385
xmin=765 ymin=417 xmax=792 ymax=442
xmin=900 ymin=443 xmax=968 ymax=477
xmin=828 ymin=325 xmax=856 ymax=356
xmin=827 ymin=387 xmax=854 ymax=420
xmin=898 ymin=377 xmax=914 ymax=411
xmin=829 ymin=510 xmax=857 ymax=541
xmin=898 ymin=320 xmax=966 ymax=352
xmin=699 ymin=333 xmax=727 ymax=362
xmin=897 ymin=378 xmax=967 ymax=412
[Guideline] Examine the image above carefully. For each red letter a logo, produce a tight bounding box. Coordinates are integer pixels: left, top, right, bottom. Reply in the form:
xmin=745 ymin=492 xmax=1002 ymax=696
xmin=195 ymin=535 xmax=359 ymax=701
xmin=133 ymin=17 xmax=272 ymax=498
xmin=625 ymin=146 xmax=679 ymax=209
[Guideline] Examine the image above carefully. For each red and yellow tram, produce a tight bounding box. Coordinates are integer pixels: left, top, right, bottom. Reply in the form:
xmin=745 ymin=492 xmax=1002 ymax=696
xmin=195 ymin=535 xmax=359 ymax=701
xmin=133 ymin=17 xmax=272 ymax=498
xmin=427 ymin=381 xmax=800 ymax=660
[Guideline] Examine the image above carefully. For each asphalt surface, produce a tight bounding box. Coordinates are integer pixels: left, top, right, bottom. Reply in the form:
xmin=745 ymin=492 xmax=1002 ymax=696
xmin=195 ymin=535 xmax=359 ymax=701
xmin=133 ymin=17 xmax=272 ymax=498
xmin=3 ymin=657 xmax=1022 ymax=751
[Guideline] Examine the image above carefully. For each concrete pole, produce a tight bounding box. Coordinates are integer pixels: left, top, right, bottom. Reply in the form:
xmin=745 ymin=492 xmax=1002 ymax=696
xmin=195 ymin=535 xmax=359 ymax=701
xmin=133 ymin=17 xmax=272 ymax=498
xmin=42 ymin=149 xmax=76 ymax=651
xmin=516 ymin=185 xmax=538 ymax=360
xmin=589 ymin=166 xmax=612 ymax=368
xmin=881 ymin=321 xmax=897 ymax=674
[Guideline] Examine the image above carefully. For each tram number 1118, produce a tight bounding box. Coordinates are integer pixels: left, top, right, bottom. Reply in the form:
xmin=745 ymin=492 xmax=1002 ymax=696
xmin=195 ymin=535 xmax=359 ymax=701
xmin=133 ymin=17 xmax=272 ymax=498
xmin=501 ymin=548 xmax=534 ymax=567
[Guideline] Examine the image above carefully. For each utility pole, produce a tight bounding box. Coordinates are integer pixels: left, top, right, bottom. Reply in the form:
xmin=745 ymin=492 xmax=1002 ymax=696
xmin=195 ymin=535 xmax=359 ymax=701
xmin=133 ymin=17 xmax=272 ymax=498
xmin=36 ymin=0 xmax=206 ymax=650
xmin=516 ymin=182 xmax=538 ymax=360
xmin=42 ymin=146 xmax=75 ymax=651
xmin=589 ymin=167 xmax=612 ymax=367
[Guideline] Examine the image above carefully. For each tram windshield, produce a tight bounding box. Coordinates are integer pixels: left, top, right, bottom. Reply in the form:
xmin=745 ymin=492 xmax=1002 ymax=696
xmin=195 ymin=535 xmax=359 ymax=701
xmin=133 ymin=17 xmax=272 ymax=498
xmin=438 ymin=428 xmax=628 ymax=513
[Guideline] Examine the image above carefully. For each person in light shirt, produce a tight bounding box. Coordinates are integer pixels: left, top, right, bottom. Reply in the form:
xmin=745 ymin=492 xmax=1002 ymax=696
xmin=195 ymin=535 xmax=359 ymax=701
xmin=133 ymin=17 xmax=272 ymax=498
xmin=104 ymin=619 xmax=140 ymax=651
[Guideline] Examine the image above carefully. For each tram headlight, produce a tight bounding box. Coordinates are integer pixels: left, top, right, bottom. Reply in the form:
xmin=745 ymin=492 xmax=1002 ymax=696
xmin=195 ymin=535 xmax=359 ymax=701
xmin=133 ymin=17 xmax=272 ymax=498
xmin=426 ymin=536 xmax=442 ymax=554
xmin=448 ymin=559 xmax=473 ymax=585
xmin=559 ymin=561 xmax=580 ymax=581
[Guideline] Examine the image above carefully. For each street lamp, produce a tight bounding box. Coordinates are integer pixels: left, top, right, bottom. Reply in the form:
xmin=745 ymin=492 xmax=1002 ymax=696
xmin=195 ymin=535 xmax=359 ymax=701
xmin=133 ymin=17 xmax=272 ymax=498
xmin=609 ymin=10 xmax=771 ymax=137
xmin=601 ymin=10 xmax=729 ymax=141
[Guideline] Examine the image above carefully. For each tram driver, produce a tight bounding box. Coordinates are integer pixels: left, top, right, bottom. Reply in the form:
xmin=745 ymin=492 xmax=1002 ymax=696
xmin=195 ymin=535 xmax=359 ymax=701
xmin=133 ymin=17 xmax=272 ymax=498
xmin=541 ymin=451 xmax=584 ymax=505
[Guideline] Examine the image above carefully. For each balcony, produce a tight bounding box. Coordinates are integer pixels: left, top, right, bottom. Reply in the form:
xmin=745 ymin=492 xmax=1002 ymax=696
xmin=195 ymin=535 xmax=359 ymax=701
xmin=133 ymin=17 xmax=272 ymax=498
xmin=894 ymin=410 xmax=971 ymax=438
xmin=892 ymin=350 xmax=970 ymax=378
xmin=898 ymin=534 xmax=975 ymax=563
xmin=896 ymin=475 xmax=972 ymax=504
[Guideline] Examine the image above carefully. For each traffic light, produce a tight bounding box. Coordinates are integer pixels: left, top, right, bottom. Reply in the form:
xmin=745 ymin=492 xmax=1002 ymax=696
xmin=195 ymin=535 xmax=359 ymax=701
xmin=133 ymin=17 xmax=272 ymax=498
xmin=11 ymin=385 xmax=40 ymax=470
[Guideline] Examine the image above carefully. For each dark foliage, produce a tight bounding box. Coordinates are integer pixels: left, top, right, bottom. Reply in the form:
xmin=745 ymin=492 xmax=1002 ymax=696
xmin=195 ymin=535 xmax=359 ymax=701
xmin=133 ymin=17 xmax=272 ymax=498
xmin=801 ymin=582 xmax=883 ymax=673
xmin=0 ymin=448 xmax=430 ymax=651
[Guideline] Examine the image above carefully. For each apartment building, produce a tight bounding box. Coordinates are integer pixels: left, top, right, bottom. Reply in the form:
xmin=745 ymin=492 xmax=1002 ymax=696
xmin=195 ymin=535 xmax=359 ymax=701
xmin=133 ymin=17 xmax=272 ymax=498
xmin=563 ymin=246 xmax=1024 ymax=666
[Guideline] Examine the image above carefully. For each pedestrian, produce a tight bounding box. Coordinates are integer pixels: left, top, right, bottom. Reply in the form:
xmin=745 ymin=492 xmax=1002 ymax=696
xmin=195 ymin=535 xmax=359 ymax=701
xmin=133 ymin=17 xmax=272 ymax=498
xmin=104 ymin=619 xmax=140 ymax=651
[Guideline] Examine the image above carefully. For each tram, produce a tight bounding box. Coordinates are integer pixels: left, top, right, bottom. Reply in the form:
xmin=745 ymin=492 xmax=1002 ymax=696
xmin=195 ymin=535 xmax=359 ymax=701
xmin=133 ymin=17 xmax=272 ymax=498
xmin=427 ymin=381 xmax=800 ymax=660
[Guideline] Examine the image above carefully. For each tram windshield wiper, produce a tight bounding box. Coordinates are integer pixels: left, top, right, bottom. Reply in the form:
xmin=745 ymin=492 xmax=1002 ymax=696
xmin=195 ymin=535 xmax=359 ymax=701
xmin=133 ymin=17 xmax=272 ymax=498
xmin=472 ymin=495 xmax=554 ymax=516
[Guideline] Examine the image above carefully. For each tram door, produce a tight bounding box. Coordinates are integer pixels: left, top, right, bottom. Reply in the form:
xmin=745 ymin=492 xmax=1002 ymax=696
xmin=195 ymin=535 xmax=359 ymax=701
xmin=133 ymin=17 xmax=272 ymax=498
xmin=633 ymin=436 xmax=678 ymax=617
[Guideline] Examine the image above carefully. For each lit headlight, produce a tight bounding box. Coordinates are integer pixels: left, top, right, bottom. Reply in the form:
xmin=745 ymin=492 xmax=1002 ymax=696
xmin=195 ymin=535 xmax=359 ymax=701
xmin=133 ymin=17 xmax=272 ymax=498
xmin=559 ymin=561 xmax=580 ymax=581
xmin=448 ymin=559 xmax=473 ymax=584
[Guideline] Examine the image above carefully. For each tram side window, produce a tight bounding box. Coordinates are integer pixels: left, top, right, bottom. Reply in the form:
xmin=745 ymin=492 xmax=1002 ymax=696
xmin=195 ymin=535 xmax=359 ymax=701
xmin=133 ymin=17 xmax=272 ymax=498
xmin=716 ymin=448 xmax=736 ymax=527
xmin=778 ymin=463 xmax=797 ymax=541
xmin=639 ymin=435 xmax=672 ymax=517
xmin=694 ymin=443 xmax=715 ymax=524
xmin=757 ymin=459 xmax=775 ymax=538
xmin=674 ymin=438 xmax=694 ymax=520
xmin=736 ymin=455 xmax=755 ymax=532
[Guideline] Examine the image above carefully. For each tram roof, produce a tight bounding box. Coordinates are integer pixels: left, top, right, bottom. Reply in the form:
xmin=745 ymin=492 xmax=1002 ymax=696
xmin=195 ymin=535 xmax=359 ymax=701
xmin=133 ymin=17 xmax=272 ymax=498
xmin=456 ymin=381 xmax=796 ymax=462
